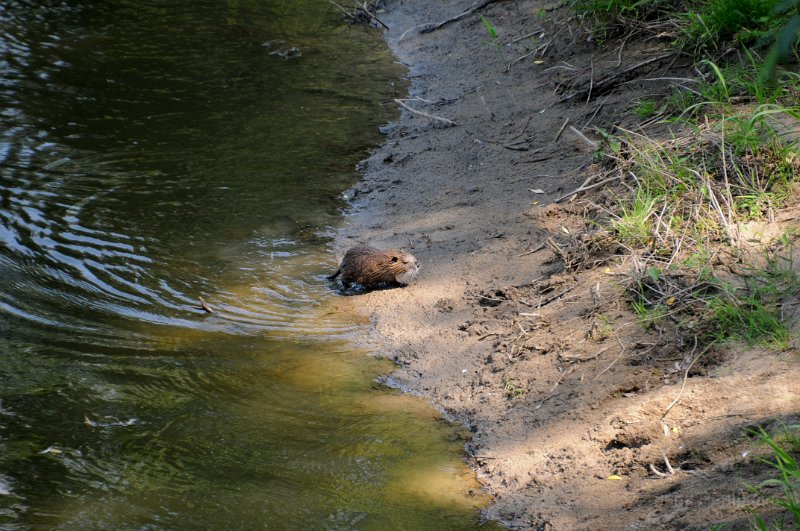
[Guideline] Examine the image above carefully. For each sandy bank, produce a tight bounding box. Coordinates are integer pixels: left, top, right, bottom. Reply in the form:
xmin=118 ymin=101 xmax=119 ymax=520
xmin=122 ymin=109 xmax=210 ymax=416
xmin=334 ymin=1 xmax=800 ymax=528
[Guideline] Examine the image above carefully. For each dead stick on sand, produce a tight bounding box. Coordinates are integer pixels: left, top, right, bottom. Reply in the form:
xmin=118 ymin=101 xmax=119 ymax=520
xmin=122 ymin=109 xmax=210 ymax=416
xmin=517 ymin=242 xmax=546 ymax=257
xmin=592 ymin=334 xmax=629 ymax=381
xmin=393 ymin=99 xmax=458 ymax=126
xmin=649 ymin=463 xmax=667 ymax=477
xmin=510 ymin=28 xmax=544 ymax=44
xmin=569 ymin=126 xmax=597 ymax=148
xmin=537 ymin=286 xmax=575 ymax=308
xmin=420 ymin=0 xmax=507 ymax=34
xmin=553 ymin=118 xmax=569 ymax=143
xmin=582 ymin=94 xmax=611 ymax=129
xmin=661 ymin=451 xmax=675 ymax=475
xmin=534 ymin=366 xmax=574 ymax=410
xmin=561 ymin=345 xmax=611 ymax=362
xmin=559 ymin=53 xmax=672 ymax=102
xmin=555 ymin=173 xmax=621 ymax=202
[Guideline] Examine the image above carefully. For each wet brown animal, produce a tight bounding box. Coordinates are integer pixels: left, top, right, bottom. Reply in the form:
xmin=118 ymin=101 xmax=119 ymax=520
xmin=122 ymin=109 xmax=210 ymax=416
xmin=328 ymin=245 xmax=420 ymax=289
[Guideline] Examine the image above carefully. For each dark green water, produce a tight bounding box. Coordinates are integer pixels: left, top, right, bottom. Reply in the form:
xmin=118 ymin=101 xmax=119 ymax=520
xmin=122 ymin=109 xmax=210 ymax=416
xmin=0 ymin=1 xmax=490 ymax=528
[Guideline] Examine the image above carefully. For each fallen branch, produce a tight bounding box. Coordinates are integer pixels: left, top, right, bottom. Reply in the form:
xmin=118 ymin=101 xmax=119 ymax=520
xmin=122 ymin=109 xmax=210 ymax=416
xmin=534 ymin=366 xmax=574 ymax=409
xmin=561 ymin=345 xmax=611 ymax=362
xmin=582 ymin=94 xmax=611 ymax=128
xmin=649 ymin=463 xmax=668 ymax=477
xmin=393 ymin=99 xmax=458 ymax=126
xmin=558 ymin=53 xmax=672 ymax=103
xmin=517 ymin=242 xmax=547 ymax=257
xmin=520 ymin=155 xmax=553 ymax=164
xmin=537 ymin=284 xmax=575 ymax=308
xmin=328 ymin=0 xmax=389 ymax=29
xmin=555 ymin=172 xmax=621 ymax=202
xmin=569 ymin=126 xmax=597 ymax=148
xmin=510 ymin=28 xmax=544 ymax=44
xmin=553 ymin=118 xmax=570 ymax=143
xmin=661 ymin=451 xmax=676 ymax=475
xmin=420 ymin=0 xmax=507 ymax=34
xmin=592 ymin=335 xmax=645 ymax=382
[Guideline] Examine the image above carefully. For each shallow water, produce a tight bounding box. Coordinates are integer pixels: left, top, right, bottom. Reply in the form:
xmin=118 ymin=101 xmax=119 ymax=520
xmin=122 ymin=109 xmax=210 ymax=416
xmin=0 ymin=1 xmax=490 ymax=528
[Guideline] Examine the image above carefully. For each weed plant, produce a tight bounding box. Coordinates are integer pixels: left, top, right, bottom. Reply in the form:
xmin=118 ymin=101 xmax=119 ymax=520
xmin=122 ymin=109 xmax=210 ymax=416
xmin=479 ymin=14 xmax=507 ymax=66
xmin=683 ymin=0 xmax=782 ymax=51
xmin=563 ymin=0 xmax=800 ymax=526
xmin=574 ymin=0 xmax=798 ymax=61
xmin=593 ymin=102 xmax=798 ymax=343
xmin=634 ymin=99 xmax=658 ymax=119
xmin=750 ymin=425 xmax=800 ymax=529
xmin=502 ymin=375 xmax=525 ymax=400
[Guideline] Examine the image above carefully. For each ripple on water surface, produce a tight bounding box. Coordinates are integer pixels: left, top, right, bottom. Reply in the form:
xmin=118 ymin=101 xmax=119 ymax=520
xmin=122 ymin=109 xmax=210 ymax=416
xmin=0 ymin=0 xmax=493 ymax=529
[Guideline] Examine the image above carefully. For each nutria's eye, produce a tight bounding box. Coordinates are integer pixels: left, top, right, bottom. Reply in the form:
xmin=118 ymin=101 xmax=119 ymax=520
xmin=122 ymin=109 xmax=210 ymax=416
xmin=391 ymin=256 xmax=398 ymax=262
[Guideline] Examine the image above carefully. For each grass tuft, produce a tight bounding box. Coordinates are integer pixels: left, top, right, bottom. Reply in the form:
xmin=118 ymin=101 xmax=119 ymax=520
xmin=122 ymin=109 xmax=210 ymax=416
xmin=749 ymin=425 xmax=800 ymax=529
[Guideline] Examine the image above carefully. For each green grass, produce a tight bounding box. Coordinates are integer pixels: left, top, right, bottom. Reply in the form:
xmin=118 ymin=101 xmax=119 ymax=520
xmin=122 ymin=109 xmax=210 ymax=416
xmin=611 ymin=188 xmax=659 ymax=246
xmin=750 ymin=425 xmax=800 ymax=529
xmin=634 ymin=99 xmax=658 ymax=119
xmin=631 ymin=298 xmax=668 ymax=328
xmin=708 ymin=294 xmax=790 ymax=346
xmin=684 ymin=0 xmax=782 ymax=49
xmin=571 ymin=0 xmax=800 ymax=351
xmin=479 ymin=14 xmax=498 ymax=39
xmin=684 ymin=56 xmax=800 ymax=114
xmin=592 ymin=112 xmax=798 ymax=347
xmin=574 ymin=0 xmax=798 ymax=63
xmin=573 ymin=0 xmax=672 ymax=28
xmin=478 ymin=14 xmax=506 ymax=66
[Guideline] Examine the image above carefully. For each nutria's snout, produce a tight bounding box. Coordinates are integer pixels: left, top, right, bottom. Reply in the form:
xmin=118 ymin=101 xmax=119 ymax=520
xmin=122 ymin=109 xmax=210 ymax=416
xmin=328 ymin=245 xmax=420 ymax=289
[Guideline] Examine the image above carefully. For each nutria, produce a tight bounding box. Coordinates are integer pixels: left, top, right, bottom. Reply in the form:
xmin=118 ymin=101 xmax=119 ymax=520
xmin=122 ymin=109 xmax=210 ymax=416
xmin=328 ymin=245 xmax=420 ymax=289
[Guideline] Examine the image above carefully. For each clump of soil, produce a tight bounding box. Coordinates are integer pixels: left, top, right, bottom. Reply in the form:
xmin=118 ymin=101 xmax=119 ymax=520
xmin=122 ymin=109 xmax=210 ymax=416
xmin=334 ymin=0 xmax=800 ymax=528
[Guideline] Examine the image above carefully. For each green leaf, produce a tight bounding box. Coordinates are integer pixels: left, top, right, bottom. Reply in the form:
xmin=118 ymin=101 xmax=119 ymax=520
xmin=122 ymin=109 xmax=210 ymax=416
xmin=479 ymin=14 xmax=498 ymax=39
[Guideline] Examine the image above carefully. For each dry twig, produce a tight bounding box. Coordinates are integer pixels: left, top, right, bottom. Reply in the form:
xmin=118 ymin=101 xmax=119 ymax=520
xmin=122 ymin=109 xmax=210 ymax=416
xmin=420 ymin=0 xmax=507 ymax=34
xmin=393 ymin=99 xmax=458 ymax=126
xmin=553 ymin=118 xmax=570 ymax=143
xmin=534 ymin=366 xmax=575 ymax=409
xmin=559 ymin=53 xmax=672 ymax=103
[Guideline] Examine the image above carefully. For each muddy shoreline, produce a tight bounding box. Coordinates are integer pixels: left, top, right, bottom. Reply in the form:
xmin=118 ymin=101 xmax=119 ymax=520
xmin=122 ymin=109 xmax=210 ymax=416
xmin=334 ymin=1 xmax=800 ymax=528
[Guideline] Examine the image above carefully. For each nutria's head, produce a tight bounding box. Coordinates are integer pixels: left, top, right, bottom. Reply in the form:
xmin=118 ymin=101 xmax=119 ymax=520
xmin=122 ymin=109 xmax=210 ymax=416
xmin=385 ymin=249 xmax=420 ymax=285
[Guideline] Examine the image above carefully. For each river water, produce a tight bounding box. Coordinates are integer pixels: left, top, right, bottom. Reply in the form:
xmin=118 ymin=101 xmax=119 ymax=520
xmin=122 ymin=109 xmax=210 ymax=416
xmin=0 ymin=1 xmax=489 ymax=528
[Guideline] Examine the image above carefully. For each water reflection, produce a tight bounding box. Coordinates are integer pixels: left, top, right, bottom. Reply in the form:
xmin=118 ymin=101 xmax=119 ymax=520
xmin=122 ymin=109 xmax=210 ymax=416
xmin=0 ymin=0 xmax=491 ymax=528
xmin=0 ymin=0 xmax=396 ymax=338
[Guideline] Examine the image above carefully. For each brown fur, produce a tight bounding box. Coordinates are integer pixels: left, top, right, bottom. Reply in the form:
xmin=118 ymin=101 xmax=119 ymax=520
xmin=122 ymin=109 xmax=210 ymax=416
xmin=328 ymin=245 xmax=420 ymax=288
